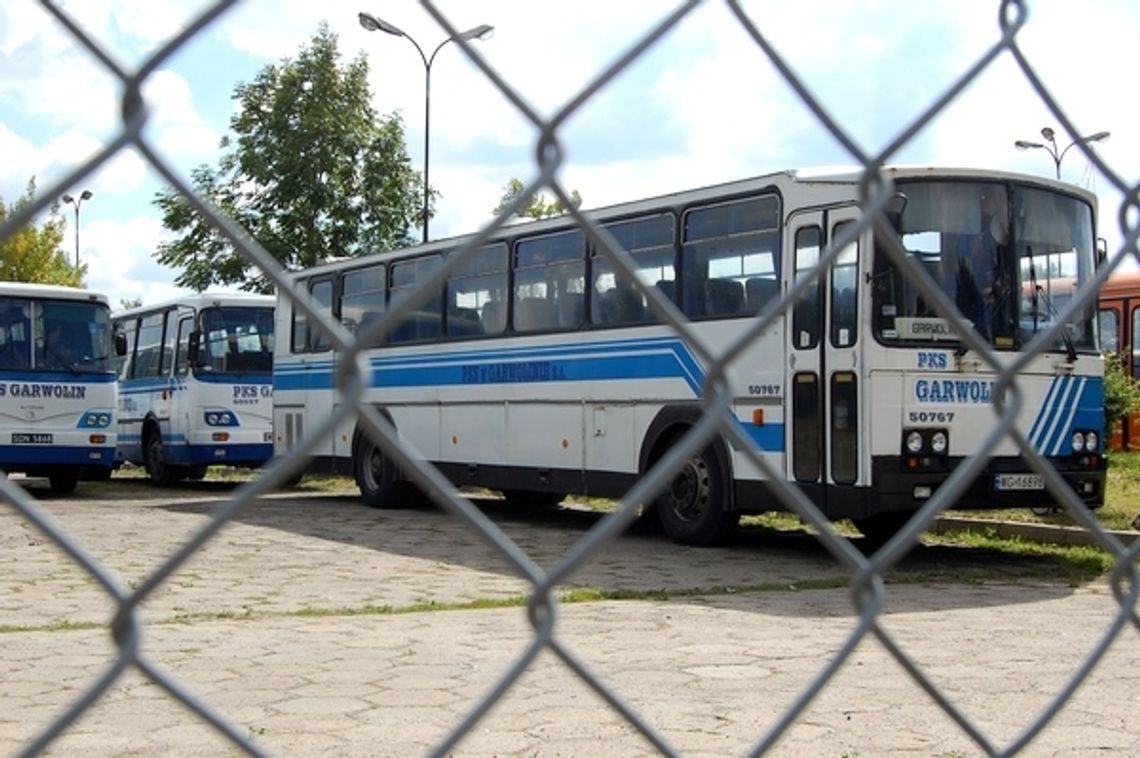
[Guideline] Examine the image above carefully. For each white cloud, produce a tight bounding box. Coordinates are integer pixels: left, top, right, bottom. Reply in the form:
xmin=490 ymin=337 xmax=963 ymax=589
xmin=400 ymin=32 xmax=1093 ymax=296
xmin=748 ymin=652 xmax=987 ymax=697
xmin=81 ymin=213 xmax=186 ymax=307
xmin=4 ymin=0 xmax=1138 ymax=304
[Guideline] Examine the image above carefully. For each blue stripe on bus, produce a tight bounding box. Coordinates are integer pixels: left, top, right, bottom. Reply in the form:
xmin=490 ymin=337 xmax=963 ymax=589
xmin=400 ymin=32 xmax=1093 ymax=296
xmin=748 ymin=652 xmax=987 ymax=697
xmin=273 ymin=337 xmax=706 ymax=394
xmin=1027 ymin=376 xmax=1104 ymax=455
xmin=0 ymin=370 xmax=116 ymax=383
xmin=0 ymin=445 xmax=114 ymax=466
xmin=272 ymin=337 xmax=784 ymax=451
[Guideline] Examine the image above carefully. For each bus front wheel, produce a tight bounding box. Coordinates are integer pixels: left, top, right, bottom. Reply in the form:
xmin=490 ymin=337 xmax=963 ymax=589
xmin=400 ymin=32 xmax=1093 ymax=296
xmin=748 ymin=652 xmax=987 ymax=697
xmin=48 ymin=474 xmax=78 ymax=494
xmin=655 ymin=444 xmax=737 ymax=546
xmin=354 ymin=433 xmax=402 ymax=508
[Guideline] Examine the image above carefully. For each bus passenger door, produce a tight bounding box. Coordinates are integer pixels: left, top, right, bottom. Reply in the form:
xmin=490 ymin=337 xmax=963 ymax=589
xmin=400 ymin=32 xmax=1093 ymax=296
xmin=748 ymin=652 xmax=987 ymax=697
xmin=786 ymin=207 xmax=863 ymax=515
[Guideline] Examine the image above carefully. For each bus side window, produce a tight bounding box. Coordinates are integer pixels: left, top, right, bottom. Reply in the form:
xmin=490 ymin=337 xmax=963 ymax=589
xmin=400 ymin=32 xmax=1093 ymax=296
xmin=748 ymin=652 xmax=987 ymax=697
xmin=1098 ymin=308 xmax=1119 ymax=353
xmin=514 ymin=229 xmax=584 ymax=334
xmin=682 ymin=194 xmax=781 ymax=321
xmin=793 ymin=226 xmax=822 ymax=349
xmin=446 ymin=243 xmax=508 ymax=339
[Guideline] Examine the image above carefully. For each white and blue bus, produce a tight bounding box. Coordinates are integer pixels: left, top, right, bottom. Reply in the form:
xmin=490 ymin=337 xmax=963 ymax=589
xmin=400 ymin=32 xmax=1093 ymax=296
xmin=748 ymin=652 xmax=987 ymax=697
xmin=113 ymin=293 xmax=275 ymax=485
xmin=273 ymin=167 xmax=1105 ymax=545
xmin=0 ymin=282 xmax=118 ymax=493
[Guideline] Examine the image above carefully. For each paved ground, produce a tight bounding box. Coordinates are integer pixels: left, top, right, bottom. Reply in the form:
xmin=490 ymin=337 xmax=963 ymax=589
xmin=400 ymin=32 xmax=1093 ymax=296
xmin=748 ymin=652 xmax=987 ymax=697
xmin=1 ymin=482 xmax=1139 ymax=757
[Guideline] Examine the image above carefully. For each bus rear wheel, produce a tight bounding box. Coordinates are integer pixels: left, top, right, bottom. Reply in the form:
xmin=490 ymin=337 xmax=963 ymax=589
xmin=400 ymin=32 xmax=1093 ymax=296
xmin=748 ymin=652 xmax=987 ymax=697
xmin=655 ymin=444 xmax=736 ymax=546
xmin=354 ymin=433 xmax=403 ymax=508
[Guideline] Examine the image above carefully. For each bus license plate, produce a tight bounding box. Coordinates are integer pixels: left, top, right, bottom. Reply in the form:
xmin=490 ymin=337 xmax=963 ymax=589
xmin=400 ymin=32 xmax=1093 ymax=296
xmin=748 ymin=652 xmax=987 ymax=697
xmin=994 ymin=474 xmax=1044 ymax=491
xmin=12 ymin=433 xmax=53 ymax=444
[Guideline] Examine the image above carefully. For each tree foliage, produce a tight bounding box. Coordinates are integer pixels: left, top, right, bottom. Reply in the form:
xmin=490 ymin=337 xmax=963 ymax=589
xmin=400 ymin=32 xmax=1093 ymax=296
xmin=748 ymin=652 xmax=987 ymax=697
xmin=0 ymin=178 xmax=84 ymax=287
xmin=154 ymin=24 xmax=423 ymax=292
xmin=492 ymin=177 xmax=582 ymax=220
xmin=1103 ymin=350 xmax=1140 ymax=437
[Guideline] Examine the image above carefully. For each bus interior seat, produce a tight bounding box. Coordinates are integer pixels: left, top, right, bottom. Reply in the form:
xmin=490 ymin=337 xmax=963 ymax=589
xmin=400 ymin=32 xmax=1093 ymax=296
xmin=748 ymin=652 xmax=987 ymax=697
xmin=447 ymin=306 xmax=483 ymax=337
xmin=480 ymin=300 xmax=506 ymax=334
xmin=745 ymin=277 xmax=779 ymax=312
xmin=515 ymin=297 xmax=558 ymax=331
xmin=704 ymin=278 xmax=745 ymax=316
xmin=594 ymin=284 xmax=645 ymax=325
xmin=558 ymin=292 xmax=583 ymax=328
xmin=391 ymin=311 xmax=441 ymax=343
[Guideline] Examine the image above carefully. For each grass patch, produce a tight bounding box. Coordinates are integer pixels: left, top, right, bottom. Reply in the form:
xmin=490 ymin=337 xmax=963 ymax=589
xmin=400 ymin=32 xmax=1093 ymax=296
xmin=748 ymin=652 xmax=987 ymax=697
xmin=945 ymin=450 xmax=1138 ymax=532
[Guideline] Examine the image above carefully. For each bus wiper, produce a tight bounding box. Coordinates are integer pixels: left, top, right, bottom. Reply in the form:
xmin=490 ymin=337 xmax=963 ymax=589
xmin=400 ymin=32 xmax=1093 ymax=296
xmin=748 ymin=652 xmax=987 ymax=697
xmin=1035 ymin=283 xmax=1078 ymax=362
xmin=45 ymin=345 xmax=82 ymax=376
xmin=1027 ymin=246 xmax=1077 ymax=362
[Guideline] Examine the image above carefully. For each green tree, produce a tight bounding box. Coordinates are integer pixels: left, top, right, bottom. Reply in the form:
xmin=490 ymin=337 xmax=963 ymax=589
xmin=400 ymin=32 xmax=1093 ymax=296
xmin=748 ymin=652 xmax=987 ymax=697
xmin=1103 ymin=350 xmax=1140 ymax=439
xmin=154 ymin=23 xmax=422 ymax=292
xmin=493 ymin=177 xmax=582 ymax=220
xmin=0 ymin=178 xmax=85 ymax=287
xmin=120 ymin=297 xmax=143 ymax=309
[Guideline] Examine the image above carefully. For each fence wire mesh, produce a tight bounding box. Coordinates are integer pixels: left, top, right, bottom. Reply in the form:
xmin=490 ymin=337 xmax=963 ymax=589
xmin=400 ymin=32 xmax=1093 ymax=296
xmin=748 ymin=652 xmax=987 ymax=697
xmin=3 ymin=0 xmax=1139 ymax=755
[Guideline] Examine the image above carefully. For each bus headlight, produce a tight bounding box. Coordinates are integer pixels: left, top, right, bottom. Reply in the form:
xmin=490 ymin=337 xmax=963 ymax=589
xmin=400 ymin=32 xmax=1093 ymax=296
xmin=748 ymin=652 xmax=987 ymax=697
xmin=1084 ymin=431 xmax=1098 ymax=452
xmin=78 ymin=411 xmax=113 ymax=429
xmin=1071 ymin=431 xmax=1085 ymax=453
xmin=203 ymin=410 xmax=238 ymax=427
xmin=930 ymin=430 xmax=948 ymax=454
xmin=905 ymin=430 xmax=924 ymax=454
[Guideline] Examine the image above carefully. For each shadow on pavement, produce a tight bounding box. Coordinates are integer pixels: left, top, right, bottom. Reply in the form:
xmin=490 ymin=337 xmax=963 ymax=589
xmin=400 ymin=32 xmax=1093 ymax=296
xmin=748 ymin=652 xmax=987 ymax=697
xmin=154 ymin=490 xmax=1084 ymax=616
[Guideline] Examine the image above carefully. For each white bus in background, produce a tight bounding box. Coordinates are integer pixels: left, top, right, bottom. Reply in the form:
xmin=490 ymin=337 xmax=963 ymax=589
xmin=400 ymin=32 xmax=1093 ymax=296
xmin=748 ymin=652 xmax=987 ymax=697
xmin=273 ymin=167 xmax=1105 ymax=546
xmin=113 ymin=293 xmax=275 ymax=485
xmin=0 ymin=283 xmax=119 ymax=493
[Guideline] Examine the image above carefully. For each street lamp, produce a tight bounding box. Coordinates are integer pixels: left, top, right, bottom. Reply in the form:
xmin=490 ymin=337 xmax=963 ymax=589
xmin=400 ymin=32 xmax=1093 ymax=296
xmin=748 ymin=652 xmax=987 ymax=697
xmin=1014 ymin=127 xmax=1110 ymax=180
xmin=358 ymin=12 xmax=494 ymax=243
xmin=60 ymin=189 xmax=93 ymax=267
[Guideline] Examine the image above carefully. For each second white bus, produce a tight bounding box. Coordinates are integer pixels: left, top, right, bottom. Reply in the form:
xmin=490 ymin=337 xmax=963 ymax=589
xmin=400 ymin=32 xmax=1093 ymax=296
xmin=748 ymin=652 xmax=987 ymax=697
xmin=113 ymin=293 xmax=275 ymax=484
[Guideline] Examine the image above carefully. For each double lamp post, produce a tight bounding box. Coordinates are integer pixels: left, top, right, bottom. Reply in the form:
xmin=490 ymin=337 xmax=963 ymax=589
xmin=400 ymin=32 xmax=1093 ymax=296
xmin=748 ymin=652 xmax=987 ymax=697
xmin=358 ymin=12 xmax=493 ymax=244
xmin=61 ymin=189 xmax=92 ymax=268
xmin=1014 ymin=126 xmax=1110 ymax=180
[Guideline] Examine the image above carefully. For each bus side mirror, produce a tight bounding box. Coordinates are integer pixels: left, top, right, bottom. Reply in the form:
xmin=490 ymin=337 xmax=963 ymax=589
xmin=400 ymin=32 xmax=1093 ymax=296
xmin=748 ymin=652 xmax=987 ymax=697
xmin=187 ymin=330 xmax=202 ymax=365
xmin=1097 ymin=237 xmax=1108 ymax=269
xmin=114 ymin=332 xmax=127 ymax=357
xmin=884 ymin=192 xmax=908 ymax=234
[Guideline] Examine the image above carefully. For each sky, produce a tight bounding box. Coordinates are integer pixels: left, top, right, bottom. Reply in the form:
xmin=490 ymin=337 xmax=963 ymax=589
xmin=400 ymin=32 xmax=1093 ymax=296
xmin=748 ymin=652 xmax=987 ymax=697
xmin=0 ymin=0 xmax=1137 ymax=308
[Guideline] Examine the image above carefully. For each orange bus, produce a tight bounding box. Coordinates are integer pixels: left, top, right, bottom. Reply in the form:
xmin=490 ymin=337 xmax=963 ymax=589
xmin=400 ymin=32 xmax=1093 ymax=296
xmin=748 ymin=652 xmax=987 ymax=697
xmin=1097 ymin=269 xmax=1140 ymax=449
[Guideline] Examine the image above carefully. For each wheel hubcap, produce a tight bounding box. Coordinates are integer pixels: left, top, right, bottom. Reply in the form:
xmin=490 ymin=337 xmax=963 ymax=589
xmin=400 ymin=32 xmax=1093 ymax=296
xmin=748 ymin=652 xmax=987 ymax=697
xmin=666 ymin=457 xmax=709 ymax=523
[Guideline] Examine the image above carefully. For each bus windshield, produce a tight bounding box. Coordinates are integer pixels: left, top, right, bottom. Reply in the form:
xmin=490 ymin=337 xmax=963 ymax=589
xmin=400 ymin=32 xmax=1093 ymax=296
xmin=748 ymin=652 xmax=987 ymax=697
xmin=197 ymin=306 xmax=274 ymax=375
xmin=0 ymin=296 xmax=114 ymax=372
xmin=872 ymin=180 xmax=1097 ymax=353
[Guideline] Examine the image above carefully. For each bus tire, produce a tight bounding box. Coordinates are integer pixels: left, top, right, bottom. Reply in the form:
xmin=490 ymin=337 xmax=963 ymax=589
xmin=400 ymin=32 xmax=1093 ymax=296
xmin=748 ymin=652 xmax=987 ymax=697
xmin=143 ymin=425 xmax=182 ymax=486
xmin=354 ymin=433 xmax=402 ymax=508
xmin=48 ymin=474 xmax=78 ymax=494
xmin=852 ymin=512 xmax=915 ymax=551
xmin=655 ymin=444 xmax=737 ymax=546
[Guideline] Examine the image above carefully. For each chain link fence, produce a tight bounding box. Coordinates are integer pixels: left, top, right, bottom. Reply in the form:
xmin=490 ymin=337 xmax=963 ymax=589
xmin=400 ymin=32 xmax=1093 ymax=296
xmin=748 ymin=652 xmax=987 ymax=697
xmin=3 ymin=0 xmax=1139 ymax=755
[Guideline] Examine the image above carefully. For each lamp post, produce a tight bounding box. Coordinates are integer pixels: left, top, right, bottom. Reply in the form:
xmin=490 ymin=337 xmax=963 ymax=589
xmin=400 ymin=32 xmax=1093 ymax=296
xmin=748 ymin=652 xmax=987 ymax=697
xmin=358 ymin=12 xmax=494 ymax=244
xmin=1014 ymin=127 xmax=1110 ymax=180
xmin=60 ymin=189 xmax=93 ymax=267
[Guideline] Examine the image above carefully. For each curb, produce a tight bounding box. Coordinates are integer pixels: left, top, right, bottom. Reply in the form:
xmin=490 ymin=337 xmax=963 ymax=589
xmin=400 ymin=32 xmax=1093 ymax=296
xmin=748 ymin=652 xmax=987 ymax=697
xmin=932 ymin=516 xmax=1139 ymax=549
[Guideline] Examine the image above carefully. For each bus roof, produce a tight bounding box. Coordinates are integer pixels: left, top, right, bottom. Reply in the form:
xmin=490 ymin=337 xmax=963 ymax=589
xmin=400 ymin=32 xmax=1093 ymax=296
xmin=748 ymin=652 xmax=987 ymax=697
xmin=112 ymin=291 xmax=275 ymax=319
xmin=1099 ymin=268 xmax=1140 ymax=299
xmin=288 ymin=165 xmax=1099 ymax=280
xmin=0 ymin=281 xmax=110 ymax=305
